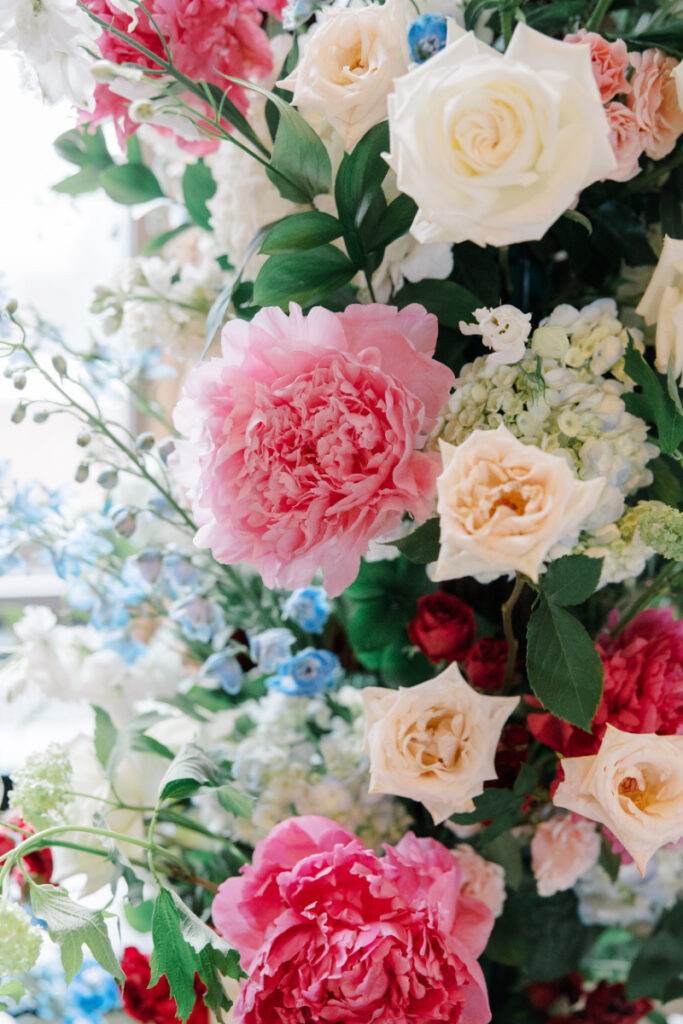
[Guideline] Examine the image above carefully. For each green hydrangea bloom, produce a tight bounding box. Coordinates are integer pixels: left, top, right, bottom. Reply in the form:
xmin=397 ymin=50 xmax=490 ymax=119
xmin=0 ymin=899 xmax=42 ymax=975
xmin=9 ymin=742 xmax=72 ymax=829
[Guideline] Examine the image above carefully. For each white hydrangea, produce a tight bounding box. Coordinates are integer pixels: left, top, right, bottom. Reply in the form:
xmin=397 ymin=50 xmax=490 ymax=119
xmin=572 ymin=505 xmax=656 ymax=586
xmin=198 ymin=686 xmax=411 ymax=849
xmin=91 ymin=256 xmax=225 ymax=361
xmin=540 ymin=298 xmax=644 ymax=378
xmin=0 ymin=899 xmax=43 ymax=976
xmin=10 ymin=742 xmax=72 ymax=829
xmin=576 ymin=845 xmax=683 ymax=927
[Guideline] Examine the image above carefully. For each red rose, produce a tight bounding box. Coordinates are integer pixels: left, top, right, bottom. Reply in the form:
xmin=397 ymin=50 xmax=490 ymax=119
xmin=528 ymin=608 xmax=683 ymax=757
xmin=583 ymin=981 xmax=652 ymax=1024
xmin=462 ymin=638 xmax=508 ymax=691
xmin=120 ymin=947 xmax=208 ymax=1024
xmin=489 ymin=723 xmax=530 ymax=791
xmin=0 ymin=818 xmax=53 ymax=885
xmin=527 ymin=973 xmax=582 ymax=1013
xmin=407 ymin=592 xmax=475 ymax=663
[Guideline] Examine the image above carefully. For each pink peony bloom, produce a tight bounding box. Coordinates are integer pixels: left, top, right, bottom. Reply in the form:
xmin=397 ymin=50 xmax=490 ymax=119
xmin=528 ymin=608 xmax=683 ymax=757
xmin=530 ymin=814 xmax=601 ymax=897
xmin=604 ymin=101 xmax=644 ymax=181
xmin=82 ymin=0 xmax=281 ymax=147
xmin=172 ymin=303 xmax=454 ymax=596
xmin=564 ymin=30 xmax=631 ymax=103
xmin=628 ymin=48 xmax=683 ymax=159
xmin=213 ymin=815 xmax=494 ymax=1024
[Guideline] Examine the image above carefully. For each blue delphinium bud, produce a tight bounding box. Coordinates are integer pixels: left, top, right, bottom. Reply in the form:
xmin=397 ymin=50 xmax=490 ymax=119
xmin=170 ymin=594 xmax=226 ymax=644
xmin=248 ymin=627 xmax=296 ymax=674
xmin=282 ymin=587 xmax=331 ymax=635
xmin=267 ymin=648 xmax=341 ymax=696
xmin=408 ymin=13 xmax=447 ymax=63
xmin=199 ymin=649 xmax=243 ymax=695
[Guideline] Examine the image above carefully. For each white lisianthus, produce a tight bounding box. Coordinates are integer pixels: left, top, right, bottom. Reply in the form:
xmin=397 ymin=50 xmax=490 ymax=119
xmin=459 ymin=305 xmax=532 ymax=367
xmin=636 ymin=234 xmax=683 ymax=382
xmin=386 ymin=23 xmax=615 ymax=247
xmin=0 ymin=0 xmax=99 ymax=109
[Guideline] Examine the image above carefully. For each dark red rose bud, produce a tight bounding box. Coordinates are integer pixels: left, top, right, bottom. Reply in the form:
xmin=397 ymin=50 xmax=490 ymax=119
xmin=462 ymin=637 xmax=508 ymax=691
xmin=583 ymin=981 xmax=652 ymax=1024
xmin=527 ymin=973 xmax=583 ymax=1013
xmin=120 ymin=947 xmax=208 ymax=1024
xmin=407 ymin=592 xmax=475 ymax=664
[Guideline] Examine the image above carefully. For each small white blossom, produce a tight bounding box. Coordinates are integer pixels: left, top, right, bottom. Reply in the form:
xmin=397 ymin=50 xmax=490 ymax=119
xmin=10 ymin=743 xmax=72 ymax=829
xmin=459 ymin=305 xmax=532 ymax=367
xmin=0 ymin=899 xmax=43 ymax=976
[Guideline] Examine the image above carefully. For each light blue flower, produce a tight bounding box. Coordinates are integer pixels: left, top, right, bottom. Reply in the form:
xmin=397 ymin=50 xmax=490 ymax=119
xmin=64 ymin=963 xmax=121 ymax=1023
xmin=282 ymin=587 xmax=331 ymax=635
xmin=248 ymin=627 xmax=295 ymax=673
xmin=282 ymin=0 xmax=333 ymax=30
xmin=267 ymin=647 xmax=341 ymax=696
xmin=102 ymin=632 xmax=146 ymax=664
xmin=163 ymin=552 xmax=201 ymax=597
xmin=170 ymin=594 xmax=226 ymax=644
xmin=126 ymin=549 xmax=163 ymax=585
xmin=199 ymin=649 xmax=243 ymax=695
xmin=408 ymin=13 xmax=448 ymax=62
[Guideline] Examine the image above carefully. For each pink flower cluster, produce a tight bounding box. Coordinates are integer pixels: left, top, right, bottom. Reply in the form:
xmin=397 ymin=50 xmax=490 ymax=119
xmin=213 ymin=816 xmax=494 ymax=1024
xmin=529 ymin=608 xmax=683 ymax=757
xmin=565 ymin=31 xmax=683 ymax=181
xmin=82 ymin=0 xmax=284 ymax=147
xmin=172 ymin=303 xmax=454 ymax=596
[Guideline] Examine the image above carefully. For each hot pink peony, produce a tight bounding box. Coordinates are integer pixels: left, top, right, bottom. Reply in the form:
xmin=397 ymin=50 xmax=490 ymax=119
xmin=628 ymin=48 xmax=683 ymax=159
xmin=604 ymin=101 xmax=644 ymax=182
xmin=82 ymin=0 xmax=282 ymax=146
xmin=564 ymin=30 xmax=631 ymax=103
xmin=213 ymin=816 xmax=493 ymax=1024
xmin=172 ymin=303 xmax=454 ymax=596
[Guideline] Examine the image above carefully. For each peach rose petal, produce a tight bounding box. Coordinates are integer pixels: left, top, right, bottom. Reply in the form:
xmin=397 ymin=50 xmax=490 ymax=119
xmin=530 ymin=814 xmax=601 ymax=897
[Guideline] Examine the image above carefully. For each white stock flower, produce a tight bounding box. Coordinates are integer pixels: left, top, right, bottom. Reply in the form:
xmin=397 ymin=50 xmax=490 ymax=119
xmin=636 ymin=235 xmax=683 ymax=382
xmin=460 ymin=305 xmax=531 ymax=366
xmin=386 ymin=23 xmax=615 ymax=247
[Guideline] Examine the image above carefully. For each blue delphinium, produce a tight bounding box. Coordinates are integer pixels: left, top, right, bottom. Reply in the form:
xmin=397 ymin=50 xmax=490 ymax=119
xmin=248 ymin=627 xmax=296 ymax=674
xmin=267 ymin=648 xmax=341 ymax=696
xmin=163 ymin=551 xmax=202 ymax=598
xmin=282 ymin=587 xmax=331 ymax=635
xmin=29 ymin=959 xmax=121 ymax=1023
xmin=408 ymin=13 xmax=448 ymax=62
xmin=101 ymin=631 xmax=146 ymax=665
xmin=199 ymin=649 xmax=243 ymax=695
xmin=170 ymin=593 xmax=227 ymax=644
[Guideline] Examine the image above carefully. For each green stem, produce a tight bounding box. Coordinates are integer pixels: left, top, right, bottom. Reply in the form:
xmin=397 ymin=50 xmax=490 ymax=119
xmin=612 ymin=561 xmax=682 ymax=637
xmin=501 ymin=574 xmax=526 ymax=689
xmin=585 ymin=0 xmax=613 ymax=31
xmin=500 ymin=8 xmax=513 ymax=47
xmin=364 ymin=271 xmax=377 ymax=304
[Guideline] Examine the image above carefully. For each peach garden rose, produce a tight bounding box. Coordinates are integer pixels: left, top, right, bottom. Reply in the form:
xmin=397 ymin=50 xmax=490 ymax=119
xmin=530 ymin=814 xmax=601 ymax=897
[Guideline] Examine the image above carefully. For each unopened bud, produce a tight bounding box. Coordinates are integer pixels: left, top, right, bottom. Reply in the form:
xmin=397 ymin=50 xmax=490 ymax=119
xmin=13 ymin=373 xmax=27 ymax=390
xmin=97 ymin=469 xmax=119 ymax=490
xmin=75 ymin=463 xmax=89 ymax=483
xmin=135 ymin=431 xmax=155 ymax=452
xmin=76 ymin=431 xmax=92 ymax=448
xmin=157 ymin=437 xmax=176 ymax=463
xmin=33 ymin=409 xmax=49 ymax=423
xmin=5 ymin=299 xmax=17 ymax=315
xmin=111 ymin=505 xmax=137 ymax=538
xmin=51 ymin=354 xmax=67 ymax=376
xmin=10 ymin=404 xmax=26 ymax=424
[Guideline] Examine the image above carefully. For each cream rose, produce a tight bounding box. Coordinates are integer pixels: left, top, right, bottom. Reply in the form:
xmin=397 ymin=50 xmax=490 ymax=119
xmin=553 ymin=724 xmax=683 ymax=875
xmin=636 ymin=234 xmax=683 ymax=382
xmin=530 ymin=814 xmax=601 ymax=897
xmin=281 ymin=0 xmax=410 ymax=150
xmin=386 ymin=23 xmax=615 ymax=247
xmin=433 ymin=425 xmax=605 ymax=583
xmin=453 ymin=843 xmax=506 ymax=917
xmin=362 ymin=663 xmax=518 ymax=824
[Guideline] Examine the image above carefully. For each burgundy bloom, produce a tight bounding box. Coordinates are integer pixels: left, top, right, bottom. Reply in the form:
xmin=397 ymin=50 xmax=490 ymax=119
xmin=408 ymin=592 xmax=475 ymax=664
xmin=462 ymin=638 xmax=508 ymax=691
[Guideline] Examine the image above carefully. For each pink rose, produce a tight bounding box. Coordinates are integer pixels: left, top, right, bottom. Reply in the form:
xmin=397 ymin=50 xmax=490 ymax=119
xmin=213 ymin=816 xmax=494 ymax=1024
xmin=452 ymin=844 xmax=506 ymax=918
xmin=172 ymin=303 xmax=454 ymax=596
xmin=564 ymin=30 xmax=630 ymax=102
xmin=628 ymin=48 xmax=683 ymax=159
xmin=604 ymin=101 xmax=644 ymax=182
xmin=530 ymin=814 xmax=601 ymax=897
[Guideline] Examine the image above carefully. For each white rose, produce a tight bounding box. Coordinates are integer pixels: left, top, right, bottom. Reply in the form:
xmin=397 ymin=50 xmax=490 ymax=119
xmin=281 ymin=0 xmax=410 ymax=149
xmin=362 ymin=663 xmax=518 ymax=824
xmin=636 ymin=234 xmax=683 ymax=382
xmin=553 ymin=724 xmax=683 ymax=875
xmin=434 ymin=425 xmax=605 ymax=583
xmin=386 ymin=23 xmax=616 ymax=247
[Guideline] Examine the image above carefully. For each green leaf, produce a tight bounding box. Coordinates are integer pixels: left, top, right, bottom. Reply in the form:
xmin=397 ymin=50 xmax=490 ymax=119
xmin=29 ymin=882 xmax=123 ymax=985
xmin=93 ymin=705 xmax=117 ymax=770
xmin=53 ymin=166 xmax=102 ymax=196
xmin=100 ymin=163 xmax=164 ymax=205
xmin=253 ymin=246 xmax=356 ymax=308
xmin=140 ymin=222 xmax=192 ymax=257
xmin=479 ymin=833 xmax=523 ymax=891
xmin=563 ymin=208 xmax=592 ymax=234
xmin=216 ymin=784 xmax=254 ymax=819
xmin=124 ymin=898 xmax=154 ymax=934
xmin=623 ymin=340 xmax=683 ymax=455
xmin=126 ymin=133 xmax=143 ymax=164
xmin=540 ymin=554 xmax=604 ymax=606
xmin=627 ymin=900 xmax=683 ymax=1000
xmin=0 ymin=981 xmax=25 ymax=1008
xmin=373 ymin=193 xmax=418 ymax=251
xmin=599 ymin=837 xmax=622 ymax=883
xmin=393 ymin=279 xmax=480 ymax=329
xmin=197 ymin=81 xmax=271 ymax=158
xmin=391 ymin=518 xmax=440 ymax=564
xmin=335 ymin=122 xmax=390 ymax=230
xmin=591 ymin=201 xmax=656 ymax=267
xmin=159 ymin=743 xmax=229 ymax=802
xmin=260 ymin=212 xmax=343 ymax=254
xmin=265 ymin=97 xmax=332 ymax=203
xmin=54 ymin=127 xmax=113 ymax=169
xmin=450 ymin=787 xmax=524 ymax=824
xmin=182 ymin=160 xmax=217 ymax=231
xmin=168 ymin=889 xmax=231 ymax=956
xmin=150 ymin=890 xmax=202 ymax=1022
xmin=526 ymin=595 xmax=603 ymax=731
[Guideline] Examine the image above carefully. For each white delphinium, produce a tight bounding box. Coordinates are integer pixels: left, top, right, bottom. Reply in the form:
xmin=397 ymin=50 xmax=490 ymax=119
xmin=0 ymin=899 xmax=43 ymax=976
xmin=10 ymin=743 xmax=72 ymax=829
xmin=0 ymin=0 xmax=99 ymax=109
xmin=459 ymin=305 xmax=532 ymax=367
xmin=576 ymin=845 xmax=683 ymax=927
xmin=0 ymin=605 xmax=84 ymax=701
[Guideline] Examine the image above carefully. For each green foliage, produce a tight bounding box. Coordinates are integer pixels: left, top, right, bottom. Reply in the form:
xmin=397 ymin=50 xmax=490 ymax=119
xmin=393 ymin=279 xmax=480 ymax=329
xmin=93 ymin=707 xmax=174 ymax=778
xmin=624 ymin=340 xmax=683 ymax=456
xmin=158 ymin=743 xmax=230 ymax=801
xmin=260 ymin=212 xmax=343 ymax=254
xmin=0 ymin=982 xmax=25 ymax=1012
xmin=253 ymin=245 xmax=356 ymax=308
xmin=334 ymin=122 xmax=394 ymax=273
xmin=28 ymin=882 xmax=123 ymax=985
xmin=141 ymin=223 xmax=192 ymax=256
xmin=540 ymin=554 xmax=604 ymax=607
xmin=182 ymin=160 xmax=217 ymax=230
xmin=100 ymin=163 xmax=164 ymax=205
xmin=390 ymin=518 xmax=440 ymax=564
xmin=627 ymin=900 xmax=683 ymax=1001
xmin=52 ymin=127 xmax=114 ymax=196
xmin=216 ymin=784 xmax=254 ymax=818
xmin=450 ymin=765 xmax=537 ymax=843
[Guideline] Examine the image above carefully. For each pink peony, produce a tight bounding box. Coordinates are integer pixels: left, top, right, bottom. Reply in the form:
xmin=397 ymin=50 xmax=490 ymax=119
xmin=564 ymin=30 xmax=631 ymax=103
xmin=213 ymin=815 xmax=494 ymax=1024
xmin=528 ymin=608 xmax=683 ymax=757
xmin=530 ymin=814 xmax=601 ymax=897
xmin=172 ymin=303 xmax=454 ymax=596
xmin=628 ymin=48 xmax=683 ymax=159
xmin=82 ymin=0 xmax=281 ymax=147
xmin=604 ymin=101 xmax=644 ymax=182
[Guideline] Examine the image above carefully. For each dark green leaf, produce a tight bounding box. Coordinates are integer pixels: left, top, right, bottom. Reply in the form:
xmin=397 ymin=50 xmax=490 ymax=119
xmin=182 ymin=160 xmax=217 ymax=231
xmin=335 ymin=122 xmax=390 ymax=231
xmin=373 ymin=193 xmax=418 ymax=251
xmin=527 ymin=595 xmax=603 ymax=731
xmin=260 ymin=211 xmax=343 ymax=254
xmin=391 ymin=518 xmax=440 ymax=564
xmin=263 ymin=95 xmax=332 ymax=203
xmin=159 ymin=743 xmax=229 ymax=802
xmin=540 ymin=554 xmax=604 ymax=606
xmin=150 ymin=890 xmax=202 ymax=1022
xmin=393 ymin=279 xmax=480 ymax=329
xmin=623 ymin=340 xmax=683 ymax=455
xmin=450 ymin=788 xmax=524 ymax=825
xmin=29 ymin=882 xmax=123 ymax=984
xmin=599 ymin=838 xmax=622 ymax=883
xmin=253 ymin=246 xmax=356 ymax=308
xmin=198 ymin=81 xmax=270 ymax=157
xmin=627 ymin=901 xmax=683 ymax=1000
xmin=100 ymin=163 xmax=164 ymax=205
xmin=479 ymin=833 xmax=523 ymax=891
xmin=591 ymin=201 xmax=657 ymax=266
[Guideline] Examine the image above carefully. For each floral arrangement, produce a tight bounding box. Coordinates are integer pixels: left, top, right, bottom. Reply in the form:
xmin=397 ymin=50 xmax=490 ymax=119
xmin=0 ymin=0 xmax=682 ymax=1021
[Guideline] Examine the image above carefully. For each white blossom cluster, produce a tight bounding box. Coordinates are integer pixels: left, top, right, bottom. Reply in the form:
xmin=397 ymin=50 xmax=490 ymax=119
xmin=576 ymin=845 xmax=683 ymax=928
xmin=9 ymin=742 xmax=72 ymax=830
xmin=200 ymin=686 xmax=412 ymax=849
xmin=0 ymin=899 xmax=43 ymax=976
xmin=91 ymin=256 xmax=226 ymax=362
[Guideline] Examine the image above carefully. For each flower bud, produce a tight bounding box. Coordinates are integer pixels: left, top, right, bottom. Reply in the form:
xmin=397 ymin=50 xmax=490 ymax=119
xmin=97 ymin=469 xmax=119 ymax=490
xmin=135 ymin=431 xmax=155 ymax=451
xmin=33 ymin=409 xmax=49 ymax=423
xmin=111 ymin=505 xmax=137 ymax=538
xmin=5 ymin=298 xmax=17 ymax=315
xmin=12 ymin=373 xmax=27 ymax=390
xmin=51 ymin=354 xmax=67 ymax=376
xmin=75 ymin=463 xmax=89 ymax=483
xmin=76 ymin=431 xmax=92 ymax=447
xmin=157 ymin=437 xmax=176 ymax=463
xmin=10 ymin=404 xmax=26 ymax=424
